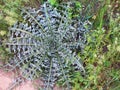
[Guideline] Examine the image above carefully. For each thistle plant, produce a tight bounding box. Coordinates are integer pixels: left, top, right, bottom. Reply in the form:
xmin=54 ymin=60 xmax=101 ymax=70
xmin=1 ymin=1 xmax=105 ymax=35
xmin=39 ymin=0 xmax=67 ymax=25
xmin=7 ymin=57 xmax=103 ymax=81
xmin=3 ymin=2 xmax=91 ymax=90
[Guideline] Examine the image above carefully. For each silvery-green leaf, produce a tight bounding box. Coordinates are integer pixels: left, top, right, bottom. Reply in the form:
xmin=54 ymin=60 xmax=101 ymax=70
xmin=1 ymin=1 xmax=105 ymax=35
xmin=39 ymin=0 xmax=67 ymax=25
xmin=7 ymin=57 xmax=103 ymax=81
xmin=3 ymin=1 xmax=92 ymax=90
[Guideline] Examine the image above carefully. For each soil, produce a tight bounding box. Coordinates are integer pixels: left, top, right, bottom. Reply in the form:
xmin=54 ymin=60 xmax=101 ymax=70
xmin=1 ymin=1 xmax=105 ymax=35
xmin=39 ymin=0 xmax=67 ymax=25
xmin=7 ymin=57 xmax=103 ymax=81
xmin=0 ymin=69 xmax=36 ymax=90
xmin=0 ymin=62 xmax=62 ymax=90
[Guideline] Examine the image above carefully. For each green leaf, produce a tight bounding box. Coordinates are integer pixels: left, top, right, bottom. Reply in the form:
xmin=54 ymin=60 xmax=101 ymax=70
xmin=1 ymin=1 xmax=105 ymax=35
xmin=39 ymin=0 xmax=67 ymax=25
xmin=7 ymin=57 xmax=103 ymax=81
xmin=48 ymin=0 xmax=57 ymax=5
xmin=75 ymin=1 xmax=81 ymax=8
xmin=104 ymin=60 xmax=111 ymax=67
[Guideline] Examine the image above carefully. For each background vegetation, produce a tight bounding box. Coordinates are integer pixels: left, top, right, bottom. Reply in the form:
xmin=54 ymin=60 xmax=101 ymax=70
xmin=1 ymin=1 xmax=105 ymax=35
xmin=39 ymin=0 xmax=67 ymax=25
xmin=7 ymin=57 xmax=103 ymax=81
xmin=0 ymin=0 xmax=120 ymax=90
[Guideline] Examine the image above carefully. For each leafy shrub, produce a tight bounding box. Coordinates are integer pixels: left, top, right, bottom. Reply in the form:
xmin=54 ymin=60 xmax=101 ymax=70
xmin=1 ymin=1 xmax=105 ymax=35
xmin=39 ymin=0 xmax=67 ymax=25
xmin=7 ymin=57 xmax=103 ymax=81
xmin=3 ymin=1 xmax=91 ymax=89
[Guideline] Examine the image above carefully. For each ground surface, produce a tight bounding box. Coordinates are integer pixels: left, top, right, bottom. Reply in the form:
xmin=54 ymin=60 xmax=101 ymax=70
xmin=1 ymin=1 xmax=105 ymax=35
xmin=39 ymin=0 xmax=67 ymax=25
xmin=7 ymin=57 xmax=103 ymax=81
xmin=0 ymin=69 xmax=36 ymax=90
xmin=0 ymin=63 xmax=62 ymax=90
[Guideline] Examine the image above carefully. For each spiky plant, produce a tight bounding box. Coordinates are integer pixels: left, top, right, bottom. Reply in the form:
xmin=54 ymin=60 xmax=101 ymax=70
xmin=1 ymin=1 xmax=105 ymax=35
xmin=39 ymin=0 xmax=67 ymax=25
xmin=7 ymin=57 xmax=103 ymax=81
xmin=3 ymin=2 xmax=91 ymax=90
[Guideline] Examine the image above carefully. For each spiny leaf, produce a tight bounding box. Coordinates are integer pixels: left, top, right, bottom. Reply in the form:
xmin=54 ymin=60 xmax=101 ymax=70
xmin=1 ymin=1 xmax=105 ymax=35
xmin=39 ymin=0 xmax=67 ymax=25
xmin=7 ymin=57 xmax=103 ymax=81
xmin=3 ymin=1 xmax=92 ymax=89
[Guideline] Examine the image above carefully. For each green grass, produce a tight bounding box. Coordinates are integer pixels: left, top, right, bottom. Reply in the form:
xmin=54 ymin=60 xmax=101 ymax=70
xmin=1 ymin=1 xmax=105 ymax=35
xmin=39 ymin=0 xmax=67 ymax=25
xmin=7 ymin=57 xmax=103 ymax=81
xmin=70 ymin=0 xmax=120 ymax=90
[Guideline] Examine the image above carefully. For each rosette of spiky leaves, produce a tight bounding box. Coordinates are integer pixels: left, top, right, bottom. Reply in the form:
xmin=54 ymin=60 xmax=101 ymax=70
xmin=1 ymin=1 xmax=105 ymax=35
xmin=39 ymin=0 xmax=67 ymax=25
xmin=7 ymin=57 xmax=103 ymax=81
xmin=4 ymin=2 xmax=91 ymax=90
